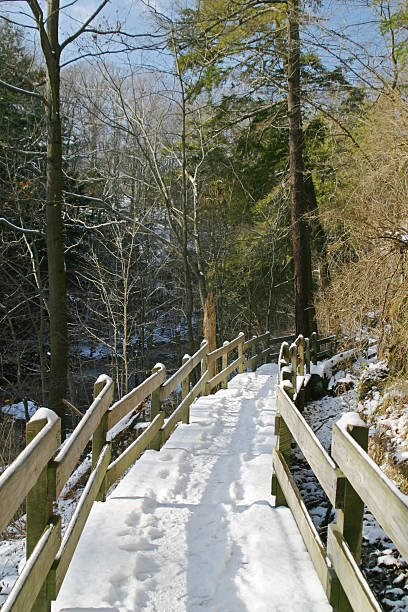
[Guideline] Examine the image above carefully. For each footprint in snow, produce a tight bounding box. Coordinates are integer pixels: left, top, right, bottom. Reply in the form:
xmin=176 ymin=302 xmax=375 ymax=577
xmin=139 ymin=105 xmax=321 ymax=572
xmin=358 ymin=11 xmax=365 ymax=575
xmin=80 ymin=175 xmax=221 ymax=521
xmin=125 ymin=510 xmax=140 ymax=527
xmin=141 ymin=494 xmax=156 ymax=512
xmin=158 ymin=451 xmax=172 ymax=462
xmin=229 ymin=481 xmax=244 ymax=501
xmin=106 ymin=572 xmax=130 ymax=606
xmin=133 ymin=553 xmax=158 ymax=580
xmin=116 ymin=529 xmax=133 ymax=538
xmin=147 ymin=526 xmax=164 ymax=540
xmin=118 ymin=535 xmax=156 ymax=552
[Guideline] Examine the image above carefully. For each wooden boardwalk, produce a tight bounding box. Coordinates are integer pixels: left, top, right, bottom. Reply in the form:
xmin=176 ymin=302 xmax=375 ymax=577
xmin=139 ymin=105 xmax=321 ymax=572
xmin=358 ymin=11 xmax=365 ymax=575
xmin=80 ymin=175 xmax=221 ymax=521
xmin=53 ymin=365 xmax=330 ymax=611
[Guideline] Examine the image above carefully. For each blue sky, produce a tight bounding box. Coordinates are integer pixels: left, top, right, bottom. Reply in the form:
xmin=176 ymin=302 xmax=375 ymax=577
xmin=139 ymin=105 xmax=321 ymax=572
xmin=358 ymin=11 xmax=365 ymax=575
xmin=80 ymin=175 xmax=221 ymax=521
xmin=0 ymin=0 xmax=393 ymax=82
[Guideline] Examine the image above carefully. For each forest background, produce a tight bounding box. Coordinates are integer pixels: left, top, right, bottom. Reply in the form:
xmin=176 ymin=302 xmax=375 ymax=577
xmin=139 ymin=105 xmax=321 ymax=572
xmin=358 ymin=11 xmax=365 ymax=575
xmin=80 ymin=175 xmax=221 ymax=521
xmin=1 ymin=0 xmax=408 ymax=432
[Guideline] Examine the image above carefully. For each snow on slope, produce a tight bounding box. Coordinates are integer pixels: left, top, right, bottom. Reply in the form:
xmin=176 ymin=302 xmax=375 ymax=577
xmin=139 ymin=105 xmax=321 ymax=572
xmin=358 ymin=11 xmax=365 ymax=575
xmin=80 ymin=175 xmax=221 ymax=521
xmin=53 ymin=364 xmax=330 ymax=612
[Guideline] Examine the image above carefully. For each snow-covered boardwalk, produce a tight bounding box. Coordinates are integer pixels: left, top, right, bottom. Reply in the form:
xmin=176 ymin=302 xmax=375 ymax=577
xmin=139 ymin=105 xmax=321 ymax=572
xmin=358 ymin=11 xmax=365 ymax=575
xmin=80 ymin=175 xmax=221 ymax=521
xmin=53 ymin=364 xmax=330 ymax=611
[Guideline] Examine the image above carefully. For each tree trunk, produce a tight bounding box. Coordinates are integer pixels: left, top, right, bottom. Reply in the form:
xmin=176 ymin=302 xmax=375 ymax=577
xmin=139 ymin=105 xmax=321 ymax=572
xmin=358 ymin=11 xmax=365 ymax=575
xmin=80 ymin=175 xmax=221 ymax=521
xmin=287 ymin=0 xmax=314 ymax=338
xmin=44 ymin=0 xmax=68 ymax=433
xmin=304 ymin=173 xmax=329 ymax=297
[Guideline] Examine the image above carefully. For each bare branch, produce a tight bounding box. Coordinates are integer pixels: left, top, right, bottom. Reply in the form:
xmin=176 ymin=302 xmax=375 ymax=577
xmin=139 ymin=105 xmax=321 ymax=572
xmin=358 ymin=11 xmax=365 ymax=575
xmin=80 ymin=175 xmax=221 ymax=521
xmin=0 ymin=77 xmax=45 ymax=102
xmin=60 ymin=0 xmax=110 ymax=50
xmin=0 ymin=217 xmax=45 ymax=236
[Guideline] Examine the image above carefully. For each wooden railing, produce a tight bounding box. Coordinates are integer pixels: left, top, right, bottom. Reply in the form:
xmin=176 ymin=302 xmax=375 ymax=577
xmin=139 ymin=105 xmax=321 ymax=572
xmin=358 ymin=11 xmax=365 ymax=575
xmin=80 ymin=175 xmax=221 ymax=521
xmin=0 ymin=375 xmax=114 ymax=612
xmin=0 ymin=327 xmax=292 ymax=612
xmin=273 ymin=334 xmax=408 ymax=612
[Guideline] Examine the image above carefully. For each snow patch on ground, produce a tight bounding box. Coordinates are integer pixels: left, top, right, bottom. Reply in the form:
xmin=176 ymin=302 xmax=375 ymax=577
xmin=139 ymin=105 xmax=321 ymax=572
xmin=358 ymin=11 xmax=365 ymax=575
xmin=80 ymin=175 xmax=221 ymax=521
xmin=1 ymin=401 xmax=36 ymax=421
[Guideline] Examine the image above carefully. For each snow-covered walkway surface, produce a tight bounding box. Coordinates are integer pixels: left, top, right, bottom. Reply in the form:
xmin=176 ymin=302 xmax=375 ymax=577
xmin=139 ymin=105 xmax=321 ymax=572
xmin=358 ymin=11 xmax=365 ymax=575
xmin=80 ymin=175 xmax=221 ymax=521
xmin=53 ymin=364 xmax=330 ymax=612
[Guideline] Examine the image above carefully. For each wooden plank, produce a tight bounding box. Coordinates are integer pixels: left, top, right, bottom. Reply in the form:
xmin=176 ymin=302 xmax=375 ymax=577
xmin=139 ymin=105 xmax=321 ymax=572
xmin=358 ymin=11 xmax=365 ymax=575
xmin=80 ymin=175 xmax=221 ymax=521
xmin=0 ymin=413 xmax=60 ymax=536
xmin=278 ymin=342 xmax=290 ymax=379
xmin=107 ymin=367 xmax=166 ymax=431
xmin=243 ymin=335 xmax=258 ymax=350
xmin=276 ymin=386 xmax=343 ymax=506
xmin=311 ymin=331 xmax=318 ymax=364
xmin=272 ymin=414 xmax=292 ymax=506
xmin=290 ymin=344 xmax=298 ymax=394
xmin=336 ymin=420 xmax=368 ymax=565
xmin=105 ymin=413 xmax=164 ymax=489
xmin=52 ymin=445 xmax=111 ymax=596
xmin=258 ymin=346 xmax=273 ymax=360
xmin=161 ymin=341 xmax=208 ymax=400
xmin=319 ymin=335 xmax=336 ymax=345
xmin=207 ymin=356 xmax=243 ymax=391
xmin=25 ymin=412 xmax=60 ymax=561
xmin=332 ymin=416 xmax=408 ymax=560
xmin=182 ymin=355 xmax=190 ymax=400
xmin=317 ymin=349 xmax=332 ymax=360
xmin=54 ymin=375 xmax=113 ymax=497
xmin=327 ymin=525 xmax=382 ymax=612
xmin=238 ymin=338 xmax=244 ymax=374
xmin=2 ymin=519 xmax=61 ymax=612
xmin=207 ymin=333 xmax=244 ymax=363
xmin=254 ymin=330 xmax=270 ymax=344
xmin=222 ymin=341 xmax=229 ymax=390
xmin=243 ymin=355 xmax=257 ymax=371
xmin=161 ymin=371 xmax=208 ymax=444
xmin=243 ymin=333 xmax=295 ymax=351
xmin=296 ymin=376 xmax=305 ymax=394
xmin=92 ymin=378 xmax=109 ymax=503
xmin=305 ymin=337 xmax=311 ymax=375
xmin=270 ymin=333 xmax=296 ymax=345
xmin=297 ymin=335 xmax=305 ymax=375
xmin=272 ymin=449 xmax=331 ymax=593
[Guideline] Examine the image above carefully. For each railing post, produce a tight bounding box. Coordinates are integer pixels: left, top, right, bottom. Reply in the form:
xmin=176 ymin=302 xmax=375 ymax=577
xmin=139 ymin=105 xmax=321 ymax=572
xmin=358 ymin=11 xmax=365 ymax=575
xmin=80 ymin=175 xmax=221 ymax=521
xmin=182 ymin=354 xmax=191 ymax=400
xmin=200 ymin=340 xmax=208 ymax=396
xmin=290 ymin=344 xmax=298 ymax=395
xmin=238 ymin=333 xmax=244 ymax=373
xmin=305 ymin=337 xmax=311 ymax=374
xmin=298 ymin=335 xmax=305 ymax=375
xmin=262 ymin=331 xmax=270 ymax=365
xmin=26 ymin=415 xmax=61 ymax=612
xmin=271 ymin=390 xmax=292 ymax=507
xmin=329 ymin=416 xmax=368 ymax=611
xmin=252 ymin=335 xmax=258 ymax=371
xmin=278 ymin=341 xmax=290 ymax=381
xmin=311 ymin=331 xmax=318 ymax=365
xmin=150 ymin=363 xmax=165 ymax=450
xmin=92 ymin=375 xmax=110 ymax=502
xmin=182 ymin=354 xmax=190 ymax=424
xmin=334 ymin=420 xmax=368 ymax=563
xmin=221 ymin=341 xmax=229 ymax=389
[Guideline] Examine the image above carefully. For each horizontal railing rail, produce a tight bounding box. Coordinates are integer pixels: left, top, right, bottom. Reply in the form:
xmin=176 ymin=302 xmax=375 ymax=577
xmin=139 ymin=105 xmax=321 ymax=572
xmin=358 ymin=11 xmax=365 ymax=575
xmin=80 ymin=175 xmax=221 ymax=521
xmin=54 ymin=375 xmax=114 ymax=497
xmin=161 ymin=340 xmax=209 ymax=400
xmin=206 ymin=332 xmax=244 ymax=393
xmin=107 ymin=366 xmax=166 ymax=433
xmin=273 ymin=333 xmax=406 ymax=612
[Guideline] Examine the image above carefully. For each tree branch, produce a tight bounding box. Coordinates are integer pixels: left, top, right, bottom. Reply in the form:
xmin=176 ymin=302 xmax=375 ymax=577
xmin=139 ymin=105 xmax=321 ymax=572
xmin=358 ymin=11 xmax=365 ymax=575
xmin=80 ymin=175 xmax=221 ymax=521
xmin=0 ymin=217 xmax=45 ymax=236
xmin=0 ymin=78 xmax=45 ymax=102
xmin=60 ymin=0 xmax=110 ymax=50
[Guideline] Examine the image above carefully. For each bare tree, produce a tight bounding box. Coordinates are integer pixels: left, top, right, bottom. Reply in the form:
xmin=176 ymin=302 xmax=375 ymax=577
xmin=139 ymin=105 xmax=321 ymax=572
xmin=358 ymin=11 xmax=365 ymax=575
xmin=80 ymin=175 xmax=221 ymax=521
xmin=0 ymin=0 xmax=131 ymax=432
